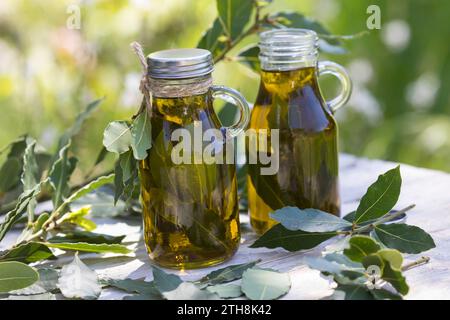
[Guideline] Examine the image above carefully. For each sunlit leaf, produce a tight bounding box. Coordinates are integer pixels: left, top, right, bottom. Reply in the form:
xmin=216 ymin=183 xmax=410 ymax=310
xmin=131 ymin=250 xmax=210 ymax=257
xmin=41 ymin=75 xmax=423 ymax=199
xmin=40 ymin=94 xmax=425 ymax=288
xmin=241 ymin=268 xmax=291 ymax=300
xmin=103 ymin=121 xmax=132 ymax=154
xmin=57 ymin=253 xmax=101 ymax=300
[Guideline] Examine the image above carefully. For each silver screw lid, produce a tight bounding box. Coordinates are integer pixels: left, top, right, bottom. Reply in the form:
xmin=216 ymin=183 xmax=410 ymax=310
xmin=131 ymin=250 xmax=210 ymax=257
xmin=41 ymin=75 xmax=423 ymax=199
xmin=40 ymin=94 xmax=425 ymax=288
xmin=147 ymin=48 xmax=214 ymax=79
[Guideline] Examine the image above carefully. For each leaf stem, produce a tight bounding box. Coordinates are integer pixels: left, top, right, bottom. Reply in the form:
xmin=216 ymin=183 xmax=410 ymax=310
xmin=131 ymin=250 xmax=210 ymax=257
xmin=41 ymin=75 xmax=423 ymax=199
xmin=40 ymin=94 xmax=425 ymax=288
xmin=402 ymin=256 xmax=430 ymax=272
xmin=352 ymin=204 xmax=416 ymax=234
xmin=213 ymin=5 xmax=265 ymax=64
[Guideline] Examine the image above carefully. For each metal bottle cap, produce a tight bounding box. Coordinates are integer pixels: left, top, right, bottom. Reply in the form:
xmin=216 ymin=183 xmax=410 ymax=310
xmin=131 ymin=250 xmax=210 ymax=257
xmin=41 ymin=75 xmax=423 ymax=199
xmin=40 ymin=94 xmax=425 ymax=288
xmin=147 ymin=48 xmax=214 ymax=79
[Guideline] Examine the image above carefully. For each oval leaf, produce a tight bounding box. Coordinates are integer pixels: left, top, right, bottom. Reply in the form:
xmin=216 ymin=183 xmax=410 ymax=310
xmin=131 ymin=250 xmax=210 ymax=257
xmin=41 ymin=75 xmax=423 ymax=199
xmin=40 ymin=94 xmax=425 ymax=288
xmin=0 ymin=261 xmax=39 ymax=293
xmin=152 ymin=266 xmax=183 ymax=293
xmin=270 ymin=206 xmax=352 ymax=232
xmin=241 ymin=268 xmax=291 ymax=300
xmin=58 ymin=254 xmax=101 ymax=299
xmin=103 ymin=121 xmax=132 ymax=154
xmin=374 ymin=223 xmax=436 ymax=254
xmin=131 ymin=111 xmax=152 ymax=160
xmin=344 ymin=236 xmax=381 ymax=262
xmin=354 ymin=166 xmax=402 ymax=224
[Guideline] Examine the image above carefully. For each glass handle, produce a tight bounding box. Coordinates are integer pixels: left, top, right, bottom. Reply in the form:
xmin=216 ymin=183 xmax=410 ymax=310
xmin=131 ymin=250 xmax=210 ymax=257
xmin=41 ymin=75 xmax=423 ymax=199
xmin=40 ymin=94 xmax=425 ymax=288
xmin=318 ymin=61 xmax=353 ymax=113
xmin=211 ymin=85 xmax=250 ymax=139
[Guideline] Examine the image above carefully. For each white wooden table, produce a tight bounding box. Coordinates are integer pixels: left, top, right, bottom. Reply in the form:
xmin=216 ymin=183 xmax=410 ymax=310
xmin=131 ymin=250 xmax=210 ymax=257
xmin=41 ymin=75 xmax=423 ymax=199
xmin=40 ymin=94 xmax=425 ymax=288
xmin=2 ymin=154 xmax=450 ymax=300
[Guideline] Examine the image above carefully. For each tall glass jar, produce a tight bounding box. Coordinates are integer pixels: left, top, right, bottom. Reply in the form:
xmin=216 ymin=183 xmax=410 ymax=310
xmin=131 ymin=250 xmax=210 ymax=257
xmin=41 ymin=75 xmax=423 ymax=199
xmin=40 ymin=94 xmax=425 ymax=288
xmin=247 ymin=29 xmax=352 ymax=234
xmin=140 ymin=48 xmax=250 ymax=269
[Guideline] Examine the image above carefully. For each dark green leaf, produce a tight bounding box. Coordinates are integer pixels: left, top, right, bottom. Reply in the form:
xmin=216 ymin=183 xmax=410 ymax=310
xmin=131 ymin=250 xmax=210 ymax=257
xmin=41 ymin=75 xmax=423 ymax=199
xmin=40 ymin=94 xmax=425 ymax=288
xmin=49 ymin=142 xmax=77 ymax=208
xmin=248 ymin=156 xmax=289 ymax=210
xmin=103 ymin=121 xmax=132 ymax=154
xmin=270 ymin=206 xmax=352 ymax=232
xmin=269 ymin=12 xmax=341 ymax=47
xmin=114 ymin=161 xmax=124 ymax=204
xmin=344 ymin=236 xmax=381 ymax=262
xmin=131 ymin=110 xmax=152 ymax=160
xmin=241 ymin=268 xmax=291 ymax=300
xmin=375 ymin=223 xmax=436 ymax=254
xmin=237 ymin=45 xmax=260 ymax=72
xmin=217 ymin=0 xmax=254 ymax=40
xmin=0 ymin=158 xmax=21 ymax=193
xmin=21 ymin=139 xmax=40 ymax=223
xmin=101 ymin=278 xmax=162 ymax=299
xmin=0 ymin=242 xmax=55 ymax=264
xmin=0 ymin=261 xmax=39 ymax=293
xmin=354 ymin=166 xmax=402 ymax=224
xmin=0 ymin=182 xmax=43 ymax=241
xmin=250 ymin=224 xmax=337 ymax=251
xmin=42 ymin=241 xmax=131 ymax=254
xmin=197 ymin=18 xmax=227 ymax=59
xmin=152 ymin=266 xmax=183 ymax=293
xmin=198 ymin=260 xmax=261 ymax=285
xmin=48 ymin=230 xmax=125 ymax=245
xmin=119 ymin=150 xmax=136 ymax=183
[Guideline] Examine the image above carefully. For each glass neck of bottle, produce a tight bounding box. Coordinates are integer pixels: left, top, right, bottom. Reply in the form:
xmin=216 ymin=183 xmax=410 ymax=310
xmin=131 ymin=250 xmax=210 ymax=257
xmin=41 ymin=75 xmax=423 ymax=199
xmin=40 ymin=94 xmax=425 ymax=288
xmin=259 ymin=28 xmax=319 ymax=72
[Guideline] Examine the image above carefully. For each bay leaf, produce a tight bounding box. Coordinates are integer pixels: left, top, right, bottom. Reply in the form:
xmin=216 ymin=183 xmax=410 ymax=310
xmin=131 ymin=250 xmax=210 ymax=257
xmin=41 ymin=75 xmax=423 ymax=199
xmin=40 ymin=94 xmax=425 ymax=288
xmin=0 ymin=261 xmax=39 ymax=293
xmin=343 ymin=235 xmax=381 ymax=263
xmin=131 ymin=110 xmax=152 ymax=160
xmin=42 ymin=242 xmax=131 ymax=254
xmin=270 ymin=206 xmax=352 ymax=232
xmin=353 ymin=166 xmax=402 ymax=224
xmin=250 ymin=224 xmax=337 ymax=252
xmin=198 ymin=259 xmax=261 ymax=286
xmin=374 ymin=223 xmax=436 ymax=254
xmin=0 ymin=242 xmax=55 ymax=264
xmin=103 ymin=121 xmax=132 ymax=154
xmin=57 ymin=254 xmax=101 ymax=300
xmin=241 ymin=268 xmax=291 ymax=300
xmin=152 ymin=266 xmax=183 ymax=293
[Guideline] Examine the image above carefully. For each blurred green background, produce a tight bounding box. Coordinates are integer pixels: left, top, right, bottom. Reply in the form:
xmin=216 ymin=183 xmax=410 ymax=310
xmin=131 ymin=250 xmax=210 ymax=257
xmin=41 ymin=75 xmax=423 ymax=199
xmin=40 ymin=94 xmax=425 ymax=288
xmin=0 ymin=0 xmax=449 ymax=176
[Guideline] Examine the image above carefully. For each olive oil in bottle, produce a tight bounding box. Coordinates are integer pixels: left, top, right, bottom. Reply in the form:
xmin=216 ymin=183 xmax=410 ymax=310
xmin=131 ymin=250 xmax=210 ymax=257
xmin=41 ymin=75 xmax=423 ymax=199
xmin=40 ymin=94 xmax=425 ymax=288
xmin=140 ymin=49 xmax=250 ymax=269
xmin=247 ymin=29 xmax=352 ymax=234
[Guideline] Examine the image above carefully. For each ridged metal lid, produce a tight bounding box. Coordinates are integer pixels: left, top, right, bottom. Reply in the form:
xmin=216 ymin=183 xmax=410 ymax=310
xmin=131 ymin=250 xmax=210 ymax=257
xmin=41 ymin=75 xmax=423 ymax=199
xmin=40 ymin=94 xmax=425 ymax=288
xmin=147 ymin=48 xmax=214 ymax=79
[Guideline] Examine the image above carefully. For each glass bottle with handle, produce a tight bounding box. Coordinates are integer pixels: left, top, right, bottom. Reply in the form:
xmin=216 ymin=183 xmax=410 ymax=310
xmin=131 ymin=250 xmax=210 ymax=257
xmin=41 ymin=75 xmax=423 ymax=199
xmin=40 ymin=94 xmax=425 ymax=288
xmin=247 ymin=29 xmax=352 ymax=234
xmin=140 ymin=48 xmax=250 ymax=269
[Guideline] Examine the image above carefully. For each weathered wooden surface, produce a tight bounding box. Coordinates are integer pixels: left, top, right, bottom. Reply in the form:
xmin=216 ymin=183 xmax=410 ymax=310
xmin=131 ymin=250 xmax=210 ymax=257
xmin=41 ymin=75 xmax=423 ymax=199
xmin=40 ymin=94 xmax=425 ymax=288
xmin=2 ymin=154 xmax=450 ymax=299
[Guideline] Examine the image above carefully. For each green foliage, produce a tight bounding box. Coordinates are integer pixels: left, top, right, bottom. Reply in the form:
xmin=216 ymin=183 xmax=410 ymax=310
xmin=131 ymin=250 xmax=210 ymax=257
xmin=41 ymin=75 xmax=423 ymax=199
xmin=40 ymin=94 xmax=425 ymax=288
xmin=374 ymin=224 xmax=436 ymax=254
xmin=42 ymin=242 xmax=131 ymax=254
xmin=353 ymin=166 xmax=402 ymax=224
xmin=251 ymin=166 xmax=435 ymax=299
xmin=0 ymin=262 xmax=39 ymax=293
